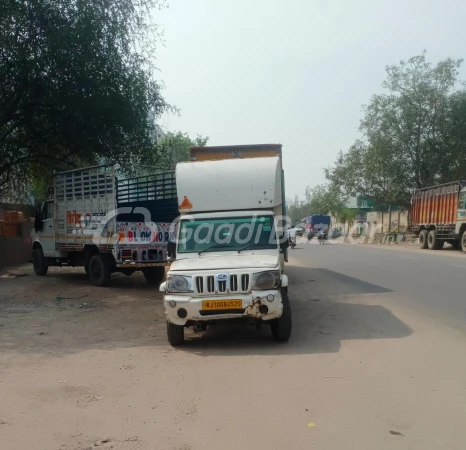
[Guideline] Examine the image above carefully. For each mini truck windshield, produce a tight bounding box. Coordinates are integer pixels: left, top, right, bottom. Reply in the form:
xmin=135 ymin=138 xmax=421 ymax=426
xmin=177 ymin=215 xmax=278 ymax=254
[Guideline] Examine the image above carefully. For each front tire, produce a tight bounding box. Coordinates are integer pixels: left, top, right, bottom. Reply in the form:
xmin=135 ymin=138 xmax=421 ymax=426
xmin=419 ymin=230 xmax=429 ymax=249
xmin=143 ymin=267 xmax=165 ymax=285
xmin=33 ymin=248 xmax=48 ymax=276
xmin=167 ymin=321 xmax=184 ymax=346
xmin=271 ymin=289 xmax=292 ymax=342
xmin=88 ymin=253 xmax=111 ymax=286
xmin=462 ymin=231 xmax=466 ymax=253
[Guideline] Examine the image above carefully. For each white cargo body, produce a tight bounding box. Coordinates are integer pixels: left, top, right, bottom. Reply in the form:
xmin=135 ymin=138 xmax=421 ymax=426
xmin=161 ymin=145 xmax=292 ymax=347
xmin=31 ymin=164 xmax=177 ymax=286
xmin=176 ymin=156 xmax=283 ymax=214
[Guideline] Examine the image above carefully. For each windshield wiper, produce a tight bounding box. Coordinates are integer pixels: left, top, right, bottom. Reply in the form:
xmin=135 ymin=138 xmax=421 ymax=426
xmin=237 ymin=244 xmax=274 ymax=254
xmin=198 ymin=244 xmax=235 ymax=256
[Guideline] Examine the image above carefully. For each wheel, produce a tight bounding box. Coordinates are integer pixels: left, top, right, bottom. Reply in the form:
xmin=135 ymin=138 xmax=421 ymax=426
xmin=167 ymin=321 xmax=184 ymax=346
xmin=462 ymin=231 xmax=466 ymax=253
xmin=427 ymin=230 xmax=442 ymax=250
xmin=143 ymin=267 xmax=165 ymax=284
xmin=33 ymin=247 xmax=48 ymax=276
xmin=271 ymin=288 xmax=292 ymax=342
xmin=88 ymin=253 xmax=111 ymax=286
xmin=419 ymin=230 xmax=429 ymax=249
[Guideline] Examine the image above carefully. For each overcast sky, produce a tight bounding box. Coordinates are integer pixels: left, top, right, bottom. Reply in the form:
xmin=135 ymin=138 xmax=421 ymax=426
xmin=156 ymin=0 xmax=466 ymax=199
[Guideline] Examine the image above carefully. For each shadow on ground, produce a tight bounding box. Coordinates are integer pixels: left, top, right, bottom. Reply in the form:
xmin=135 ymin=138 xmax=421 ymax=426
xmin=0 ymin=264 xmax=411 ymax=358
xmin=179 ymin=265 xmax=409 ymax=356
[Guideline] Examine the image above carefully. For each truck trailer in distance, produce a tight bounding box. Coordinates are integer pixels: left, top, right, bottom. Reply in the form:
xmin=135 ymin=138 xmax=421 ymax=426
xmin=304 ymin=214 xmax=331 ymax=234
xmin=411 ymin=180 xmax=466 ymax=251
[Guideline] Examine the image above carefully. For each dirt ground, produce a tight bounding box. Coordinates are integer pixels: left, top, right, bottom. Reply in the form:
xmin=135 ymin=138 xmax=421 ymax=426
xmin=1 ymin=252 xmax=466 ymax=450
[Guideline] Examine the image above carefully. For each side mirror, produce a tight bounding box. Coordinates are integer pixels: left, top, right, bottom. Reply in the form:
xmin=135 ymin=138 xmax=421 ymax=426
xmin=34 ymin=205 xmax=44 ymax=232
xmin=279 ymin=237 xmax=289 ymax=250
xmin=167 ymin=241 xmax=176 ymax=260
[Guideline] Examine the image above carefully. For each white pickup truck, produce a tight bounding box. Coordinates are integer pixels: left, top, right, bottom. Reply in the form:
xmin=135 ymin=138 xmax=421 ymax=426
xmin=160 ymin=144 xmax=292 ymax=346
xmin=31 ymin=164 xmax=178 ymax=286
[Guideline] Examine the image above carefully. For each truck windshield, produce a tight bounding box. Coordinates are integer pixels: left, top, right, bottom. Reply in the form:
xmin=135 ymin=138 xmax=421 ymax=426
xmin=177 ymin=215 xmax=278 ymax=254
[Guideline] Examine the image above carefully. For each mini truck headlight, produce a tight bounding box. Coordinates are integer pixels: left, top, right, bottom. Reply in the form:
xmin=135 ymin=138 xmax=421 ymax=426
xmin=167 ymin=275 xmax=193 ymax=293
xmin=252 ymin=270 xmax=280 ymax=290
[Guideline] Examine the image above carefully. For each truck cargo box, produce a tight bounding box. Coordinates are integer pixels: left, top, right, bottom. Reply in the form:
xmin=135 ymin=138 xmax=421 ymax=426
xmin=411 ymin=181 xmax=466 ymax=229
xmin=190 ymin=144 xmax=282 ymax=163
xmin=176 ymin=157 xmax=283 ymax=214
xmin=306 ymin=214 xmax=331 ymax=228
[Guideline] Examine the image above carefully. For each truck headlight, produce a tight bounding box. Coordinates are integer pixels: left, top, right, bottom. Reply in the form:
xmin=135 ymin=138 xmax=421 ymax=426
xmin=167 ymin=275 xmax=193 ymax=293
xmin=252 ymin=270 xmax=280 ymax=290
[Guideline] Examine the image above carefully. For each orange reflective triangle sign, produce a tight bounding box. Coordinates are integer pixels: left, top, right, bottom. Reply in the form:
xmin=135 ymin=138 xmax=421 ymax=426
xmin=179 ymin=196 xmax=193 ymax=210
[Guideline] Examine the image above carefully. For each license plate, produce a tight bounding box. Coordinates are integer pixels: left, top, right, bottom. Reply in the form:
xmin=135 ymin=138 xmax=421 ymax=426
xmin=202 ymin=300 xmax=242 ymax=310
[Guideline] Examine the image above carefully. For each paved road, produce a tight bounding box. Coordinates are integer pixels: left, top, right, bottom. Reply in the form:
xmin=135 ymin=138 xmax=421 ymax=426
xmin=290 ymin=240 xmax=466 ymax=333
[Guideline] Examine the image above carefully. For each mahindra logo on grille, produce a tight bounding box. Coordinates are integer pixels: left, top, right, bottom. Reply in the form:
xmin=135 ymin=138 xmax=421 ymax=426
xmin=216 ymin=273 xmax=228 ymax=281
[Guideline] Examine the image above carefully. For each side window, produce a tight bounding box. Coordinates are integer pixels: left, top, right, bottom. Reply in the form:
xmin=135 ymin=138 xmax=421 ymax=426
xmin=459 ymin=193 xmax=465 ymax=210
xmin=43 ymin=201 xmax=53 ymax=220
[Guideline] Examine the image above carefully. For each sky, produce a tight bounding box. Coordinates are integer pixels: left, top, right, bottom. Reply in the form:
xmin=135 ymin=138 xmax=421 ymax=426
xmin=155 ymin=0 xmax=466 ymax=200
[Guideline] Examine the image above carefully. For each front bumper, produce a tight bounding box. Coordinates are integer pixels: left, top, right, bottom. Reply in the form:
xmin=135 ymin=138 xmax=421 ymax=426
xmin=164 ymin=290 xmax=283 ymax=326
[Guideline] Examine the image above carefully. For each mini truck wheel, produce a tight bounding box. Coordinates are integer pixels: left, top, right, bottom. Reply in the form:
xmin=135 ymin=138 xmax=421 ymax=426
xmin=167 ymin=320 xmax=184 ymax=346
xmin=462 ymin=230 xmax=466 ymax=253
xmin=271 ymin=288 xmax=292 ymax=342
xmin=33 ymin=247 xmax=48 ymax=276
xmin=88 ymin=253 xmax=111 ymax=286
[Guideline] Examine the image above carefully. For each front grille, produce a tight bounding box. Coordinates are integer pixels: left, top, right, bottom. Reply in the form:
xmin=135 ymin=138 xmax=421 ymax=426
xmin=218 ymin=280 xmax=227 ymax=292
xmin=230 ymin=274 xmax=238 ymax=291
xmin=193 ymin=273 xmax=250 ymax=294
xmin=196 ymin=277 xmax=204 ymax=293
xmin=207 ymin=276 xmax=215 ymax=293
xmin=241 ymin=274 xmax=250 ymax=291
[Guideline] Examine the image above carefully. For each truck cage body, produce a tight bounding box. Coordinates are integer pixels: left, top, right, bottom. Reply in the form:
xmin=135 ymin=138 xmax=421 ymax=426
xmin=53 ymin=164 xmax=178 ymax=265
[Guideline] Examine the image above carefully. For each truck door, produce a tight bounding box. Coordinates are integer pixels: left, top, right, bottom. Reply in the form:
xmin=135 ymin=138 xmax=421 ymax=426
xmin=39 ymin=200 xmax=56 ymax=257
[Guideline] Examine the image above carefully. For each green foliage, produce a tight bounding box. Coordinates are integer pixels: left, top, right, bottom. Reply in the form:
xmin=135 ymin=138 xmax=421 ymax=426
xmin=287 ymin=184 xmax=345 ymax=223
xmin=307 ymin=184 xmax=344 ymax=216
xmin=326 ymin=52 xmax=466 ymax=207
xmin=142 ymin=131 xmax=209 ymax=173
xmin=336 ymin=208 xmax=357 ymax=225
xmin=0 ymin=0 xmax=169 ymax=199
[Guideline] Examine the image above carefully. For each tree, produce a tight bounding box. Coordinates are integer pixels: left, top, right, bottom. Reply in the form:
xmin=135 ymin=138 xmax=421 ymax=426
xmin=0 ymin=0 xmax=169 ymax=199
xmin=307 ymin=184 xmax=344 ymax=216
xmin=286 ymin=184 xmax=345 ymax=223
xmin=142 ymin=131 xmax=209 ymax=173
xmin=446 ymin=91 xmax=466 ymax=180
xmin=326 ymin=52 xmax=466 ymax=207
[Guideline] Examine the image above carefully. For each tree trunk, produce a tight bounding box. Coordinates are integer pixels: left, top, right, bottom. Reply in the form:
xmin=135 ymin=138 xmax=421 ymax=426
xmin=388 ymin=205 xmax=392 ymax=233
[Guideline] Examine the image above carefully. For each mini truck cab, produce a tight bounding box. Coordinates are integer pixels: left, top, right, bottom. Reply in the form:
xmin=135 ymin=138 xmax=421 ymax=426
xmin=160 ymin=148 xmax=292 ymax=346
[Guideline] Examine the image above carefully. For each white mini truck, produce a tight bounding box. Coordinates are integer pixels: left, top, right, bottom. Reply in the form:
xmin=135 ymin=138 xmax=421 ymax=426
xmin=160 ymin=146 xmax=292 ymax=346
xmin=30 ymin=164 xmax=178 ymax=286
